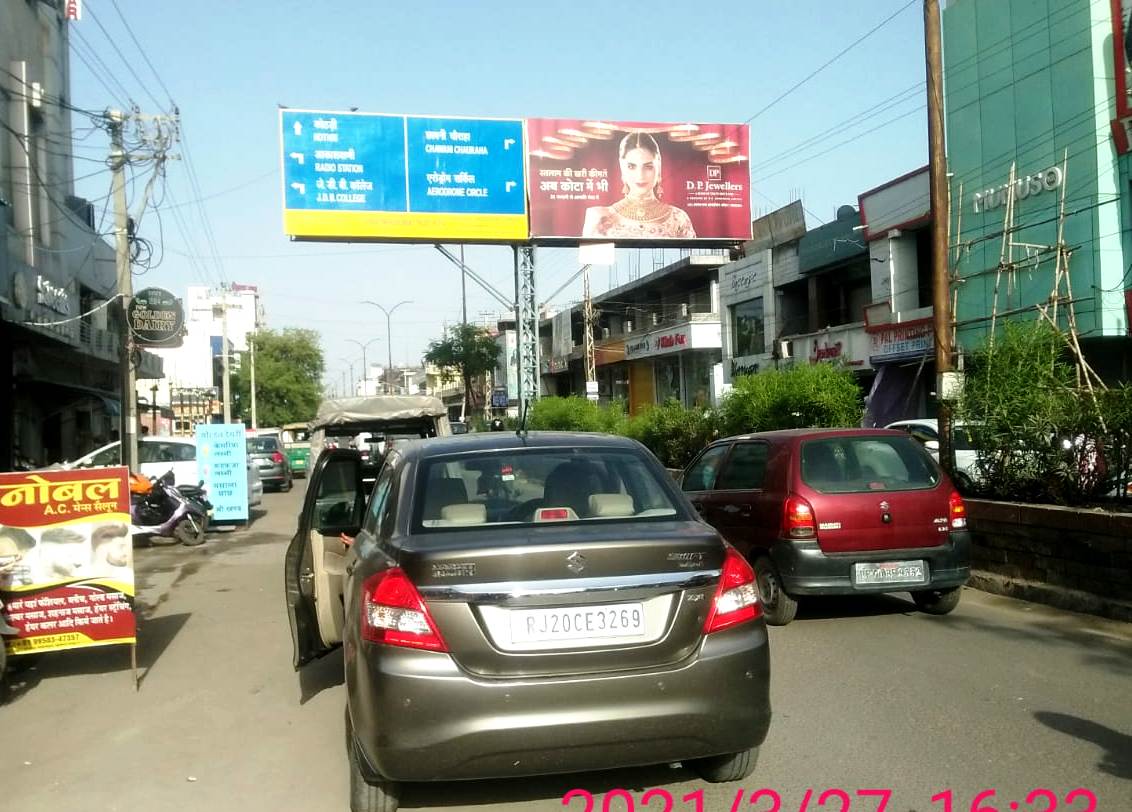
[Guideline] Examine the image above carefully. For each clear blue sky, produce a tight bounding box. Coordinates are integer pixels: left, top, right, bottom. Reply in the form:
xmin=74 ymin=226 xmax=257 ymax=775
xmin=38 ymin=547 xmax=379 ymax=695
xmin=68 ymin=0 xmax=929 ymax=388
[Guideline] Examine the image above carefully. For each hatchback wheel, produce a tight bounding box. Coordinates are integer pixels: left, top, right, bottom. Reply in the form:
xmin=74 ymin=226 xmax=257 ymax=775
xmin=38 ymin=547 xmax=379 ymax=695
xmin=349 ymin=736 xmax=400 ymax=812
xmin=754 ymin=555 xmax=798 ymax=626
xmin=911 ymin=586 xmax=962 ymax=615
xmin=692 ymin=747 xmax=759 ymax=782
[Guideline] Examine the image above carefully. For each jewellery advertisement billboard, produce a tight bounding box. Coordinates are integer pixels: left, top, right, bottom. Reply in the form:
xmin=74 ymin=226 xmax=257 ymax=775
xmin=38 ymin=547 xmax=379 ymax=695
xmin=527 ymin=119 xmax=751 ymax=243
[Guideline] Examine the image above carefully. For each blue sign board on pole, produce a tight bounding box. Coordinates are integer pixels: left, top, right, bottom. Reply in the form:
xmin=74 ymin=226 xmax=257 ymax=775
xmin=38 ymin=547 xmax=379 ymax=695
xmin=195 ymin=424 xmax=249 ymax=523
xmin=279 ymin=109 xmax=527 ymax=242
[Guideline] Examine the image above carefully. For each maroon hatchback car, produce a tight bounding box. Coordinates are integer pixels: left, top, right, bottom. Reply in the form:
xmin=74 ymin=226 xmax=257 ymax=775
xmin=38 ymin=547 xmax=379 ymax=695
xmin=680 ymin=428 xmax=970 ymax=625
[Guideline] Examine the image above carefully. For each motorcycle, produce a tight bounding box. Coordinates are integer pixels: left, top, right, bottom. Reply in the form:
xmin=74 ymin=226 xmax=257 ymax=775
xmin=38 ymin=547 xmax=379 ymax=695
xmin=130 ymin=470 xmax=211 ymax=547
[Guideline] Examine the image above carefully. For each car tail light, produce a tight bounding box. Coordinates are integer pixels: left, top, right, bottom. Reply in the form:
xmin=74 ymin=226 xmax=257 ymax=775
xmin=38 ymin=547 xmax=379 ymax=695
xmin=949 ymin=490 xmax=967 ymax=529
xmin=271 ymin=450 xmax=284 ymax=464
xmin=360 ymin=568 xmax=447 ymax=651
xmin=783 ymin=494 xmax=816 ymax=539
xmin=704 ymin=547 xmax=761 ymax=634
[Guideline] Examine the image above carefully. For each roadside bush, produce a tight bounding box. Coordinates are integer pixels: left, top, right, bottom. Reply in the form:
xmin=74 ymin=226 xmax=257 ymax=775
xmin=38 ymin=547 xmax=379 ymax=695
xmin=958 ymin=322 xmax=1113 ymax=505
xmin=527 ymin=396 xmax=628 ymax=434
xmin=625 ymin=401 xmax=719 ymax=469
xmin=719 ymin=362 xmax=864 ymax=437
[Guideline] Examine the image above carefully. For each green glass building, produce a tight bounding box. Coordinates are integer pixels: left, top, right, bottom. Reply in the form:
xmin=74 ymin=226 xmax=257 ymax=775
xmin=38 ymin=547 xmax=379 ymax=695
xmin=944 ymin=0 xmax=1132 ymax=378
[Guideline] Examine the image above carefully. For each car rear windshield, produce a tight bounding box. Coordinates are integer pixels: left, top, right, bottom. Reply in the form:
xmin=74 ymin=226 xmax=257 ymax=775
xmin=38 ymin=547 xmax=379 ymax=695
xmin=413 ymin=449 xmax=680 ymax=532
xmin=248 ymin=437 xmax=280 ymax=453
xmin=800 ymin=436 xmax=940 ymax=494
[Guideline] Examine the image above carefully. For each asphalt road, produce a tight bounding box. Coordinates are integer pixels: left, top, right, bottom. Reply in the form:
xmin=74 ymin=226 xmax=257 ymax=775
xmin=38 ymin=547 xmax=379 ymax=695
xmin=2 ymin=483 xmax=1130 ymax=812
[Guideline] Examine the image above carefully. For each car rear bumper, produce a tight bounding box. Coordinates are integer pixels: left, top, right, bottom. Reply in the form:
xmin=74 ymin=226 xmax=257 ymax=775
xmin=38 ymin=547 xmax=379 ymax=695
xmin=256 ymin=464 xmax=288 ymax=484
xmin=772 ymin=531 xmax=971 ymax=595
xmin=347 ymin=624 xmax=772 ymax=782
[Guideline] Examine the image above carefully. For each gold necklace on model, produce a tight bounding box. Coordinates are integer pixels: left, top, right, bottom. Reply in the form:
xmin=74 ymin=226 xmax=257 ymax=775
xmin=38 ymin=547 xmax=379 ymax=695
xmin=612 ymin=195 xmax=669 ymax=221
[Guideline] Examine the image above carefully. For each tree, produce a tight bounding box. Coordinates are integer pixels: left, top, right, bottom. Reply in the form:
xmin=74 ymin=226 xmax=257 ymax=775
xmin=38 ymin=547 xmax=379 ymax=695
xmin=229 ymin=328 xmax=324 ymax=427
xmin=424 ymin=324 xmax=500 ymax=417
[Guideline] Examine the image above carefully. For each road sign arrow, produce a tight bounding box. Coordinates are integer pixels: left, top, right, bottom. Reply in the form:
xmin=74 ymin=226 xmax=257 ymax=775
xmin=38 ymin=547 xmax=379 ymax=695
xmin=503 ymin=138 xmax=515 ymax=150
xmin=289 ymin=152 xmax=305 ymax=165
xmin=293 ymin=121 xmax=303 ymax=136
xmin=506 ymin=181 xmax=517 ymax=193
xmin=290 ymin=181 xmax=306 ymax=195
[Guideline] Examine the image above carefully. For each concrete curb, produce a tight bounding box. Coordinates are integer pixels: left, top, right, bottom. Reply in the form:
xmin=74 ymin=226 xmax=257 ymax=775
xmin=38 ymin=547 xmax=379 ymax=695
xmin=969 ymin=569 xmax=1132 ymax=623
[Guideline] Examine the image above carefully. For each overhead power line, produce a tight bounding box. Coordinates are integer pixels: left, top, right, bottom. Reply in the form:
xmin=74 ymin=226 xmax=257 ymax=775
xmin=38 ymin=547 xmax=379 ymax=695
xmin=743 ymin=0 xmax=917 ymax=124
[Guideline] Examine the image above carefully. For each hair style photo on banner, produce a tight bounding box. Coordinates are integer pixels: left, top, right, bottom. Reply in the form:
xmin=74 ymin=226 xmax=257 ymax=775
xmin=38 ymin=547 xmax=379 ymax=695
xmin=527 ymin=118 xmax=751 ymax=244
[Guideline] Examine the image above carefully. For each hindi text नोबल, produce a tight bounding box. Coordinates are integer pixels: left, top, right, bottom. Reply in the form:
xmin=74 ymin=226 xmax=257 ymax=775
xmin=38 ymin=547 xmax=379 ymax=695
xmin=0 ymin=475 xmax=120 ymax=508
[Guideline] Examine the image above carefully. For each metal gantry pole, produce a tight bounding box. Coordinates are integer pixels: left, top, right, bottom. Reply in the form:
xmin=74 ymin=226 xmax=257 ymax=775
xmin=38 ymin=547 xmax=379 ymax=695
xmin=514 ymin=245 xmax=540 ymax=415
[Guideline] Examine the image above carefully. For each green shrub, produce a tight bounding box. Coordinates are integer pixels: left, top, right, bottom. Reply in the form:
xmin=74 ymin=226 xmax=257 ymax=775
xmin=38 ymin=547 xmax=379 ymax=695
xmin=958 ymin=321 xmax=1113 ymax=505
xmin=527 ymin=396 xmax=626 ymax=433
xmin=719 ymin=362 xmax=864 ymax=436
xmin=625 ymin=401 xmax=719 ymax=469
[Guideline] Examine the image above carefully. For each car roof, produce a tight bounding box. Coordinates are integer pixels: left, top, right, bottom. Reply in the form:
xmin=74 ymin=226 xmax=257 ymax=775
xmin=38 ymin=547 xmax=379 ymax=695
xmin=398 ymin=431 xmax=644 ymax=461
xmin=715 ymin=427 xmax=909 ymax=444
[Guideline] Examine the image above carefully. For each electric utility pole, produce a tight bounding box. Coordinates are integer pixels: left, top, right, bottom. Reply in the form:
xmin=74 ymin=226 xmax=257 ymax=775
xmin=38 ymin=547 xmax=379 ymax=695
xmin=925 ymin=0 xmax=955 ymax=476
xmin=109 ymin=111 xmax=138 ymax=471
xmin=221 ymin=285 xmax=232 ymax=423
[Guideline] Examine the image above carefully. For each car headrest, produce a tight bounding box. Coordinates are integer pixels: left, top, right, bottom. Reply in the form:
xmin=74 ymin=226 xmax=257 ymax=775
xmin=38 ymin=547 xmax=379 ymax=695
xmin=588 ymin=493 xmax=634 ymax=518
xmin=439 ymin=503 xmax=487 ymax=526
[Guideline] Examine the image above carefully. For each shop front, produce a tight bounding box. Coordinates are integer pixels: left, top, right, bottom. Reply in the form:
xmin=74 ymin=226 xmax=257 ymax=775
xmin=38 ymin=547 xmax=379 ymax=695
xmin=622 ymin=319 xmax=722 ymax=413
xmin=864 ymin=314 xmax=935 ymax=426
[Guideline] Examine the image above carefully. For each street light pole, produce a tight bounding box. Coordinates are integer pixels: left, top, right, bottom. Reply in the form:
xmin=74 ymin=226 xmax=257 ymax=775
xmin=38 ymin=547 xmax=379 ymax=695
xmin=362 ymin=300 xmax=412 ymax=394
xmin=345 ymin=337 xmax=382 ymax=397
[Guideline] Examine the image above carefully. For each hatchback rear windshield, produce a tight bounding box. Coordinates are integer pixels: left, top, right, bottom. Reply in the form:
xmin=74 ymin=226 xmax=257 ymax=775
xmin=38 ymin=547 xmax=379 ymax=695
xmin=413 ymin=449 xmax=680 ymax=531
xmin=800 ymin=436 xmax=940 ymax=494
xmin=248 ymin=437 xmax=280 ymax=453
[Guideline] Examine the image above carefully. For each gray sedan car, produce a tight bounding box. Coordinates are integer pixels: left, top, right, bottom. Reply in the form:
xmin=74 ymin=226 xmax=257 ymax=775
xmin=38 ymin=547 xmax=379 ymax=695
xmin=285 ymin=432 xmax=771 ymax=812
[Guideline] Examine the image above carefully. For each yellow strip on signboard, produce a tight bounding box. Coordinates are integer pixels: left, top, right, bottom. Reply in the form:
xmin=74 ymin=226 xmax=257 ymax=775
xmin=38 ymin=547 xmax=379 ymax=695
xmin=284 ymin=210 xmax=529 ymax=242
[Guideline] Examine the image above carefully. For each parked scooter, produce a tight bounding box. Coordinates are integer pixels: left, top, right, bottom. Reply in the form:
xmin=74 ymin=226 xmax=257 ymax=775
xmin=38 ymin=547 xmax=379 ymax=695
xmin=130 ymin=470 xmax=210 ymax=546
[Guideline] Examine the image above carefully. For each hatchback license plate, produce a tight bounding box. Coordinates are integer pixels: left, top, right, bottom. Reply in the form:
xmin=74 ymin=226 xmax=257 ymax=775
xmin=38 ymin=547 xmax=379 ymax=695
xmin=853 ymin=560 xmax=928 ymax=586
xmin=510 ymin=602 xmax=645 ymax=644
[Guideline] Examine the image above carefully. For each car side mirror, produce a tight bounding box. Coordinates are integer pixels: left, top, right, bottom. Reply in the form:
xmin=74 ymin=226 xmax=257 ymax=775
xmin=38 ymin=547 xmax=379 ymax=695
xmin=924 ymin=440 xmax=940 ymax=452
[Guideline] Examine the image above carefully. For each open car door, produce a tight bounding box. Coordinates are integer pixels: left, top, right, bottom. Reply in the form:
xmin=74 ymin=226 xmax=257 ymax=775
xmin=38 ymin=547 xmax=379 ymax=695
xmin=284 ymin=448 xmax=364 ymax=669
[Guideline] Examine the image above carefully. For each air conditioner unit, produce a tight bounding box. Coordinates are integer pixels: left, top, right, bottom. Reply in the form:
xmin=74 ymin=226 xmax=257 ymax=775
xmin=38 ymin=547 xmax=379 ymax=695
xmin=779 ymin=340 xmax=792 ymax=359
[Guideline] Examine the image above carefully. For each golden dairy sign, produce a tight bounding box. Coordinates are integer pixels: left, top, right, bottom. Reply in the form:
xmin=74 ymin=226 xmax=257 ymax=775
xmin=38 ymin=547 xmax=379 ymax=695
xmin=973 ymin=165 xmax=1063 ymax=214
xmin=128 ymin=287 xmax=184 ymax=347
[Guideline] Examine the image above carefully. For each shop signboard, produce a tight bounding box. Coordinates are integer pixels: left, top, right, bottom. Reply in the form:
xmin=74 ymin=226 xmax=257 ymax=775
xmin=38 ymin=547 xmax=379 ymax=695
xmin=0 ymin=467 xmax=135 ymax=658
xmin=624 ymin=321 xmax=722 ymax=360
xmin=195 ymin=424 xmax=249 ymax=523
xmin=868 ymin=318 xmax=933 ymax=363
xmin=128 ymin=287 xmax=185 ymax=347
xmin=527 ymin=118 xmax=751 ymax=244
xmin=280 ymin=110 xmax=528 ymax=242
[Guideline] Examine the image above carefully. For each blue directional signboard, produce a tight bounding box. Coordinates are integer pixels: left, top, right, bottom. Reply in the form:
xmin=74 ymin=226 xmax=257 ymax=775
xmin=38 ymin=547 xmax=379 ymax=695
xmin=280 ymin=110 xmax=527 ymax=242
xmin=195 ymin=424 xmax=249 ymax=523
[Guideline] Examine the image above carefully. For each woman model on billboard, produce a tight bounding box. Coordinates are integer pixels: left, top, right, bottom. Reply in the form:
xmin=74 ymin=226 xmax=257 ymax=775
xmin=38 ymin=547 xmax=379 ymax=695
xmin=582 ymin=132 xmax=696 ymax=239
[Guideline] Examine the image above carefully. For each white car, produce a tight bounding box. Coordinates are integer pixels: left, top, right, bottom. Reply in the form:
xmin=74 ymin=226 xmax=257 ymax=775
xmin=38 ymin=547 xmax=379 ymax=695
xmin=885 ymin=418 xmax=979 ymax=492
xmin=61 ymin=437 xmax=261 ymax=508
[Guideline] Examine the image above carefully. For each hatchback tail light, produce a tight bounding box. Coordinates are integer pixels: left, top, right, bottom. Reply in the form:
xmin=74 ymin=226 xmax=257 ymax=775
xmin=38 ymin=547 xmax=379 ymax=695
xmin=360 ymin=568 xmax=447 ymax=651
xmin=949 ymin=490 xmax=967 ymax=529
xmin=783 ymin=494 xmax=816 ymax=539
xmin=704 ymin=547 xmax=761 ymax=634
xmin=271 ymin=450 xmax=285 ymax=464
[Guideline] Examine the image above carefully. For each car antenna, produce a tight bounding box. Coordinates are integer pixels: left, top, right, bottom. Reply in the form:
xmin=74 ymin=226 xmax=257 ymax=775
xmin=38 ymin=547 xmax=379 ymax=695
xmin=516 ymin=399 xmax=530 ymax=438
